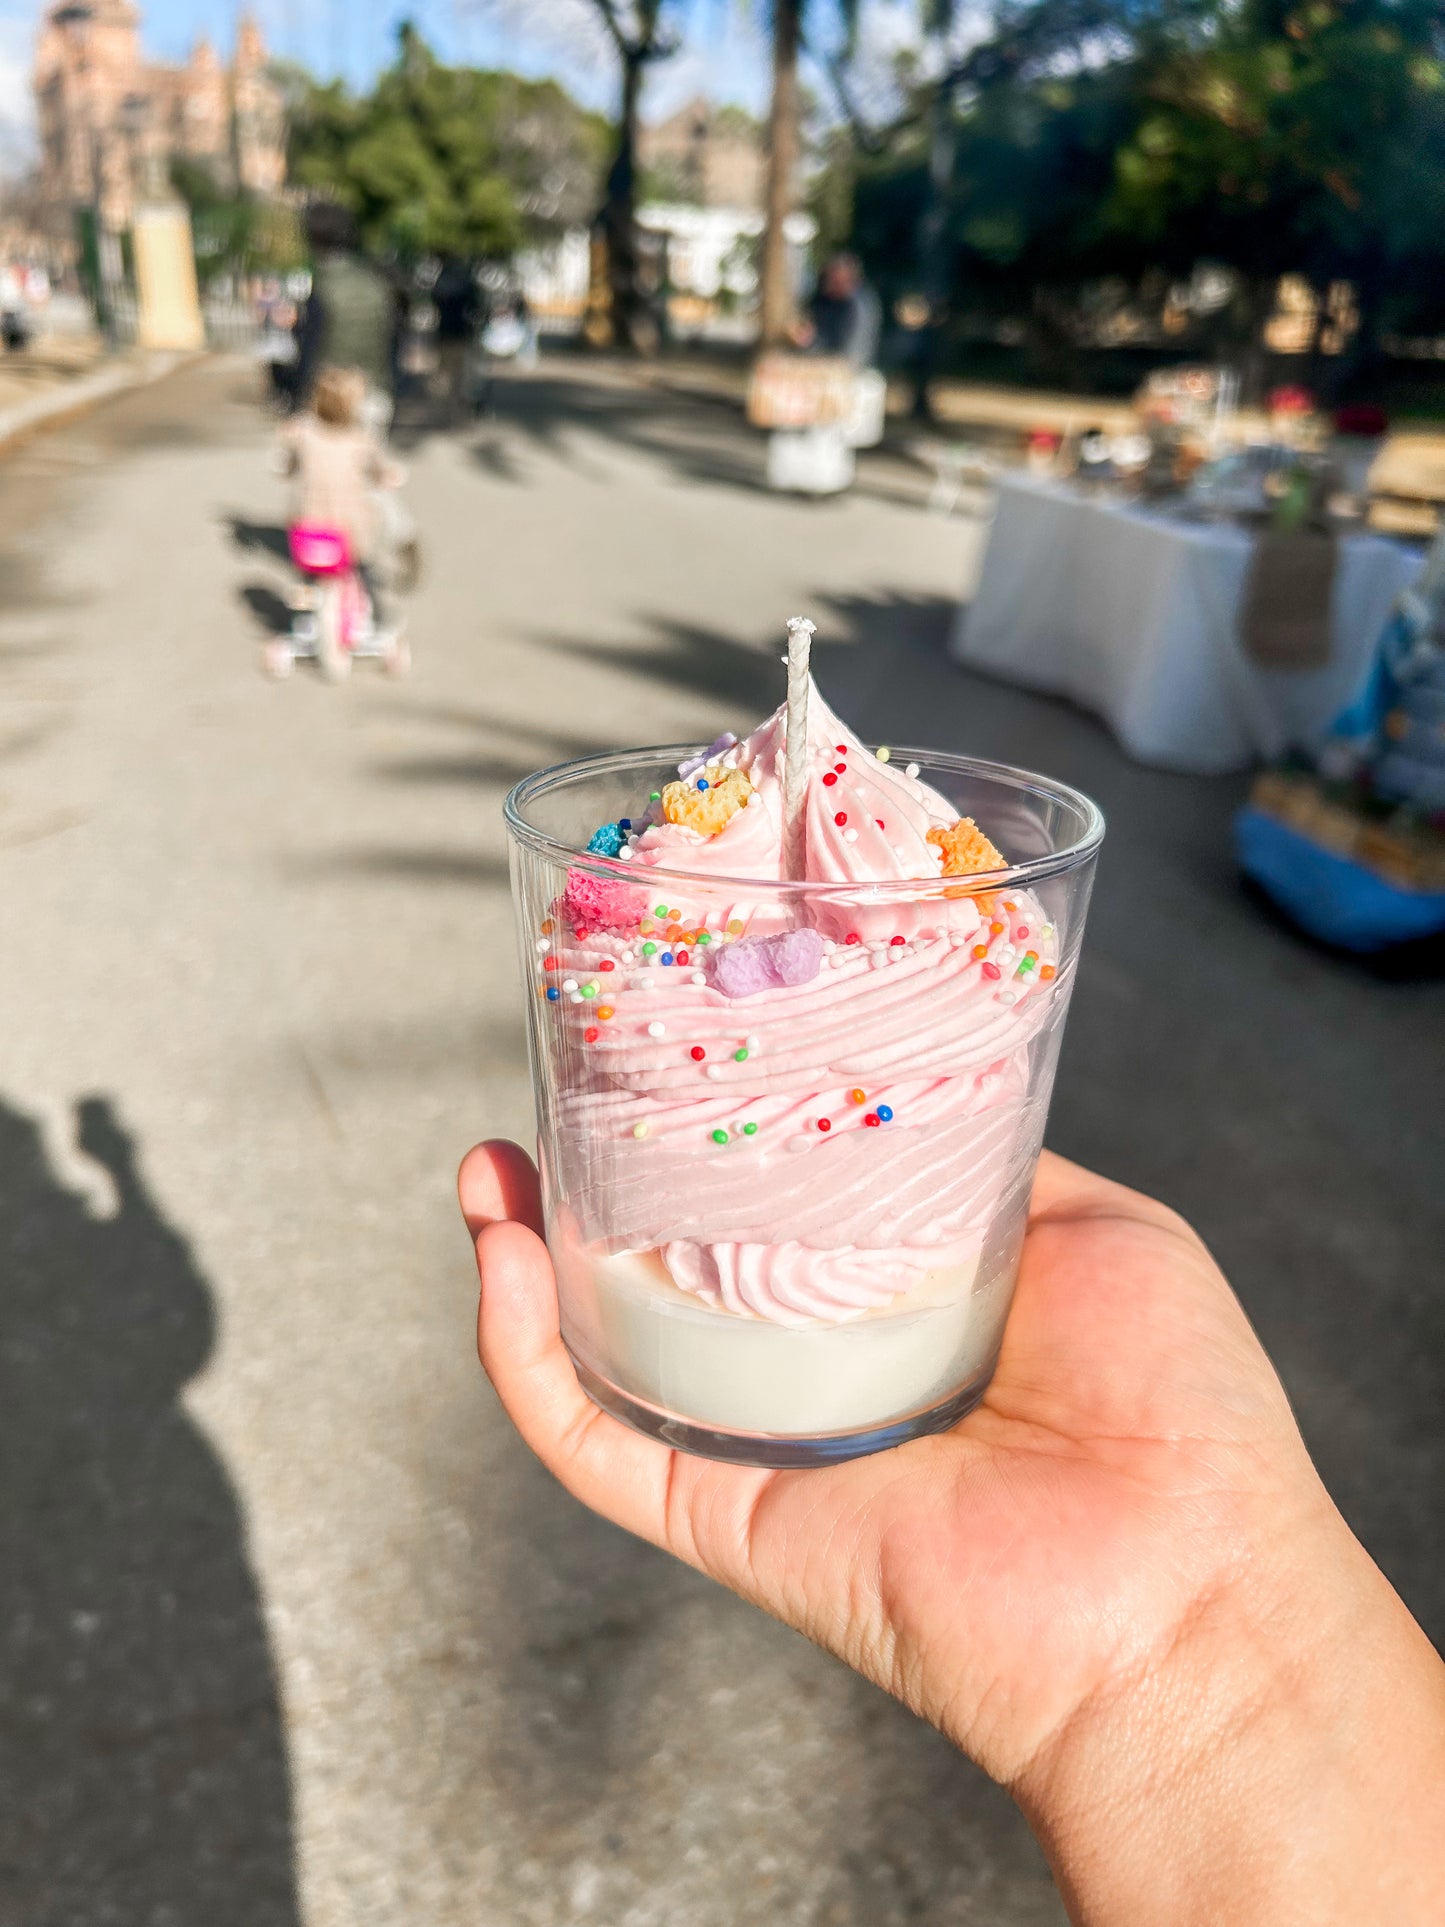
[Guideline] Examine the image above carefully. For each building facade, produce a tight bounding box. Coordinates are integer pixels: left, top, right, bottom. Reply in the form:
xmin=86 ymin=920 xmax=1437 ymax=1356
xmin=33 ymin=3 xmax=285 ymax=232
xmin=638 ymin=99 xmax=765 ymax=212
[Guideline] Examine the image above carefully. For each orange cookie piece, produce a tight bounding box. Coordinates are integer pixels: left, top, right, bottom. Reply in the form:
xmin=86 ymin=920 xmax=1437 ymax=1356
xmin=661 ymin=766 xmax=754 ymax=836
xmin=927 ymin=817 xmax=1006 ymax=877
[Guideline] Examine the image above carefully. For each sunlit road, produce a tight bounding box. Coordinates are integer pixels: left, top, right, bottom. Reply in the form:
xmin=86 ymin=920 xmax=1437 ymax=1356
xmin=1 ymin=355 xmax=1440 ymax=1926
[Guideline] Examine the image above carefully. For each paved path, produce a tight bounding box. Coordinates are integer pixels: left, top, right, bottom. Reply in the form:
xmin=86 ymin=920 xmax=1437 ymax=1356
xmin=1 ymin=355 xmax=1441 ymax=1927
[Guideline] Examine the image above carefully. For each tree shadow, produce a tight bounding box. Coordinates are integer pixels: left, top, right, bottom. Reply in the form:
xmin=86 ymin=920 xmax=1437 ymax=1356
xmin=0 ymin=1093 xmax=300 ymax=1926
xmin=456 ymin=367 xmax=933 ymax=510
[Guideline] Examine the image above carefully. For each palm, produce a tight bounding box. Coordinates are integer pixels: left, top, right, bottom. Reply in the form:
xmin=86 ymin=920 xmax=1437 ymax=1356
xmin=462 ymin=1142 xmax=1307 ymax=1785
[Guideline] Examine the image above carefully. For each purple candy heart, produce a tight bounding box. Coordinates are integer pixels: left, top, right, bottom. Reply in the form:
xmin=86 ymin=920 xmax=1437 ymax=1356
xmin=713 ymin=927 xmax=824 ymax=998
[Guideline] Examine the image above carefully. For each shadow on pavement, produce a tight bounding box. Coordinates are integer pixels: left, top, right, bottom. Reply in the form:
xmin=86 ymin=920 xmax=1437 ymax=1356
xmin=239 ymin=582 xmax=292 ymax=636
xmin=224 ymin=515 xmax=293 ymax=566
xmin=452 ymin=368 xmax=931 ymax=510
xmin=0 ymin=1094 xmax=300 ymax=1927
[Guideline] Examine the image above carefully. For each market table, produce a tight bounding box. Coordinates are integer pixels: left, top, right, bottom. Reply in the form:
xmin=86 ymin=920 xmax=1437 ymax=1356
xmin=950 ymin=473 xmax=1423 ymax=773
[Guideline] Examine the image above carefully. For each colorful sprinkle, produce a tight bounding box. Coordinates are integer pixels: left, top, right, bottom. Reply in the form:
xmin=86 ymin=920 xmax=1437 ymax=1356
xmin=835 ymin=812 xmax=847 ymax=826
xmin=696 ymin=931 xmax=712 ymax=946
xmin=598 ymin=958 xmax=615 ymax=971
xmin=647 ymin=1021 xmax=666 ymax=1038
xmin=586 ymin=821 xmax=626 ymax=858
xmin=540 ymin=918 xmax=554 ymax=935
xmin=836 ymin=744 xmax=847 ymax=753
xmin=890 ymin=935 xmax=905 ymax=946
xmin=597 ymin=1005 xmax=614 ymax=1019
xmin=580 ymin=984 xmax=597 ymax=999
xmin=633 ymin=1121 xmax=650 ymax=1139
xmin=584 ymin=1026 xmax=599 ymax=1042
xmin=734 ymin=1047 xmax=749 ymax=1061
xmin=697 ymin=778 xmax=709 ymax=791
xmin=642 ymin=941 xmax=657 ymax=956
xmin=972 ymin=944 xmax=989 ymax=960
xmin=690 ymin=1046 xmax=706 ymax=1061
xmin=845 ymin=932 xmax=861 ymax=945
xmin=742 ymin=1121 xmax=758 ymax=1136
xmin=876 ymin=1104 xmax=894 ymax=1122
xmin=875 ymin=746 xmax=891 ymax=763
xmin=654 ymin=904 xmax=668 ymax=917
xmin=834 ymin=763 xmax=846 ymax=775
xmin=675 ymin=949 xmax=689 ymax=965
xmin=542 ymin=955 xmax=559 ymax=971
xmin=1015 ymin=925 xmax=1030 ymax=940
xmin=711 ymin=1129 xmax=729 ymax=1145
xmin=1041 ymin=963 xmax=1057 ymax=980
xmin=850 ymin=1088 xmax=867 ymax=1105
xmin=727 ymin=919 xmax=744 ymax=935
xmin=863 ymin=1113 xmax=880 ymax=1127
xmin=982 ymin=962 xmax=1001 ymax=980
xmin=649 ymin=792 xmax=662 ymax=802
xmin=822 ymin=772 xmax=838 ymax=787
xmin=816 ymin=1117 xmax=832 ymax=1132
xmin=545 ymin=987 xmax=559 ymax=1001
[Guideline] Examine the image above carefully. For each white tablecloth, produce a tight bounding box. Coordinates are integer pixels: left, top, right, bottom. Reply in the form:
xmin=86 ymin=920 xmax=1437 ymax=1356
xmin=951 ymin=475 xmax=1422 ymax=773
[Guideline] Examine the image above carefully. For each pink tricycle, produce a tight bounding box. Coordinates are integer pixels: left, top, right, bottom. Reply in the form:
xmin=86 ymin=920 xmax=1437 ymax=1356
xmin=265 ymin=522 xmax=410 ymax=681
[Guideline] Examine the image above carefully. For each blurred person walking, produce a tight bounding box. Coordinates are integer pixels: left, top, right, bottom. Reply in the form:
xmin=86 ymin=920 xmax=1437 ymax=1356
xmin=292 ymin=203 xmax=400 ymax=438
xmin=797 ymin=252 xmax=881 ymax=369
xmin=431 ymin=255 xmax=482 ymax=425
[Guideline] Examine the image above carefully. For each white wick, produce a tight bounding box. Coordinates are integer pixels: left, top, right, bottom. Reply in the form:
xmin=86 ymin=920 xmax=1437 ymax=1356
xmin=783 ymin=615 xmax=815 ymax=882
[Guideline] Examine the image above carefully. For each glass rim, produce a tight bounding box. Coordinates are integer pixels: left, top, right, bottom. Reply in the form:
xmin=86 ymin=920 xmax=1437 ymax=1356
xmin=504 ymin=743 xmax=1105 ymax=897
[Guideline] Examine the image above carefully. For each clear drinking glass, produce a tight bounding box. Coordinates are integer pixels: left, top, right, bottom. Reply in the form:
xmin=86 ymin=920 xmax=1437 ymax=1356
xmin=505 ymin=747 xmax=1103 ymax=1468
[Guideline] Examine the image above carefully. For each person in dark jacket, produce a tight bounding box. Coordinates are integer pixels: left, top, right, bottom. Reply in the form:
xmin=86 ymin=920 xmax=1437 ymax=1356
xmin=431 ymin=255 xmax=482 ymax=424
xmin=292 ymin=202 xmax=399 ymax=434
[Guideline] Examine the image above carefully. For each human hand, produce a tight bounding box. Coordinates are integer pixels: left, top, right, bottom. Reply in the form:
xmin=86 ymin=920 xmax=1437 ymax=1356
xmin=461 ymin=1142 xmax=1445 ymax=1924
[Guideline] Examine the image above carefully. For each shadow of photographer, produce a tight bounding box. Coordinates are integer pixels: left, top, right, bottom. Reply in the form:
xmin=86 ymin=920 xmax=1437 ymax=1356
xmin=0 ymin=1094 xmax=300 ymax=1926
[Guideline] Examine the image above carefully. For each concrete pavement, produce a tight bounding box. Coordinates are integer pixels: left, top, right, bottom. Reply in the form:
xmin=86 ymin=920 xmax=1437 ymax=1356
xmin=1 ymin=354 xmax=1440 ymax=1926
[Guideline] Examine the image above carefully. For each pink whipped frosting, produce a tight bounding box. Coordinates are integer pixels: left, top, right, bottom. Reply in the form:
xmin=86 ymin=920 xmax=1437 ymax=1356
xmin=544 ymin=683 xmax=1061 ymax=1327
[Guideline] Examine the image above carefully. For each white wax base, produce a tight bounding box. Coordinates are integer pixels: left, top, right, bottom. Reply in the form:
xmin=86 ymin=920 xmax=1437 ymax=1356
xmin=557 ymin=1244 xmax=993 ymax=1437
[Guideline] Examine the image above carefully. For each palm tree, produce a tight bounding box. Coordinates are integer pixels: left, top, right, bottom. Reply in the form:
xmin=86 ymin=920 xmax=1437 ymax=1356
xmin=758 ymin=0 xmax=805 ymax=345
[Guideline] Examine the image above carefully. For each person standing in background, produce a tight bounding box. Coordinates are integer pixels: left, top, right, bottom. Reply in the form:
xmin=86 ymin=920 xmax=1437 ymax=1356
xmin=292 ymin=202 xmax=400 ymax=438
xmin=431 ymin=256 xmax=483 ymax=425
xmin=796 ymin=252 xmax=882 ymax=369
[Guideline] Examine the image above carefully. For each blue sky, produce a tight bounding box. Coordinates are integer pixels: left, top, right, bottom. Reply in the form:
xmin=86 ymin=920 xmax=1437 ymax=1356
xmin=0 ymin=0 xmax=908 ymax=165
xmin=0 ymin=0 xmax=773 ymax=117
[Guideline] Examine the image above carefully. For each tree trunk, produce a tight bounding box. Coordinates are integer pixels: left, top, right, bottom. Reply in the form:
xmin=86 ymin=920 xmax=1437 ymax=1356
xmin=600 ymin=51 xmax=647 ymax=352
xmin=912 ymin=71 xmax=956 ymax=419
xmin=760 ymin=0 xmax=802 ymax=348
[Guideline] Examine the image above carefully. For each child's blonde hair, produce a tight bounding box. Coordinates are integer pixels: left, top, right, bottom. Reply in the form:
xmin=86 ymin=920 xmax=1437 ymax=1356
xmin=314 ymin=364 xmax=366 ymax=428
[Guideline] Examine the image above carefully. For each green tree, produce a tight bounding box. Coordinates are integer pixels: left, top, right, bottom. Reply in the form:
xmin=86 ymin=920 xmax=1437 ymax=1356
xmin=288 ymin=25 xmax=607 ymax=262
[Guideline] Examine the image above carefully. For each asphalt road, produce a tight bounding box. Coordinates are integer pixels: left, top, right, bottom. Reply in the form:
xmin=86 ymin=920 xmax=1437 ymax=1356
xmin=1 ymin=354 xmax=1441 ymax=1927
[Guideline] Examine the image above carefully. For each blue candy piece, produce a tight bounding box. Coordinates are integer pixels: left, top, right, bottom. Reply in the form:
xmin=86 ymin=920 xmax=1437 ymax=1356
xmin=875 ymin=1104 xmax=894 ymax=1122
xmin=585 ymin=821 xmax=626 ymax=858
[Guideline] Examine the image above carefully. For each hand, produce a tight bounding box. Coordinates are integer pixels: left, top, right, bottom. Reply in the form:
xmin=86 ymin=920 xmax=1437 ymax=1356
xmin=462 ymin=1142 xmax=1445 ymax=1925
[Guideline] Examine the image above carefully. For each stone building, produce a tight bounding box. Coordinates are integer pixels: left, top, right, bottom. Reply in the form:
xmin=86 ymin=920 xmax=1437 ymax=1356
xmin=33 ymin=2 xmax=285 ymax=232
xmin=638 ymin=98 xmax=765 ymax=211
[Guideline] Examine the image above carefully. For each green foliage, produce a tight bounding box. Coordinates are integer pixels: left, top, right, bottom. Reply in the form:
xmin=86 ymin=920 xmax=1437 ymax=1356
xmin=167 ymin=158 xmax=305 ymax=281
xmin=839 ymin=0 xmax=1445 ymax=343
xmin=288 ymin=24 xmax=608 ymax=261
